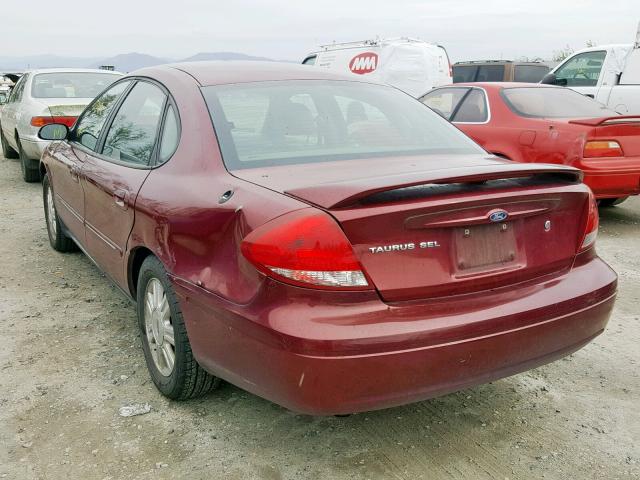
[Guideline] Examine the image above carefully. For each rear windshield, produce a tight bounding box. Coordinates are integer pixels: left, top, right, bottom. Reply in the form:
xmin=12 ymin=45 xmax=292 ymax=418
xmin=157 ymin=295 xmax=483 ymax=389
xmin=513 ymin=65 xmax=550 ymax=82
xmin=202 ymin=80 xmax=483 ymax=170
xmin=31 ymin=72 xmax=120 ymax=99
xmin=501 ymin=87 xmax=617 ymax=118
xmin=476 ymin=65 xmax=504 ymax=82
xmin=453 ymin=65 xmax=477 ymax=83
xmin=453 ymin=64 xmax=505 ymax=83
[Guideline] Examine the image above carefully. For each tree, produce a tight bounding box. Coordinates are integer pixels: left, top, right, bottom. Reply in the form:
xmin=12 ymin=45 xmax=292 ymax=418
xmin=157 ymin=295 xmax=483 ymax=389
xmin=552 ymin=45 xmax=574 ymax=62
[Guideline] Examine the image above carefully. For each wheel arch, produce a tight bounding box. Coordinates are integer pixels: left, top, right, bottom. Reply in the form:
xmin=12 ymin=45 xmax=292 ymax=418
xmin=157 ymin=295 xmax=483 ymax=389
xmin=128 ymin=246 xmax=156 ymax=298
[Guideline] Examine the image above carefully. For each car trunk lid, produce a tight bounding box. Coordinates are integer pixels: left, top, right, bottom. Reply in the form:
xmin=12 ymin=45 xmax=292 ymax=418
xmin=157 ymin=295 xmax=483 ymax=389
xmin=234 ymin=155 xmax=589 ymax=302
xmin=570 ymin=116 xmax=640 ymax=157
xmin=45 ymin=99 xmax=91 ymax=118
xmin=331 ymin=180 xmax=587 ymax=301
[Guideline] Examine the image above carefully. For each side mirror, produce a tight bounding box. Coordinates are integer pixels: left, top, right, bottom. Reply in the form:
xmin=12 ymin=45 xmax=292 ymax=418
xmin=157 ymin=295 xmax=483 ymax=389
xmin=38 ymin=123 xmax=69 ymax=141
xmin=540 ymin=73 xmax=568 ymax=86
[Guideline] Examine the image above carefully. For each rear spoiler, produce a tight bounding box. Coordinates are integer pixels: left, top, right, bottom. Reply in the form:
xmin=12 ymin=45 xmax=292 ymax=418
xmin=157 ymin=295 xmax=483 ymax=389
xmin=569 ymin=116 xmax=640 ymax=127
xmin=285 ymin=164 xmax=583 ymax=209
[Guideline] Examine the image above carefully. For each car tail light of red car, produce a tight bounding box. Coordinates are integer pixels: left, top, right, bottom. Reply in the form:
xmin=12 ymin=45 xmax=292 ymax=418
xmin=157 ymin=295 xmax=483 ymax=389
xmin=241 ymin=209 xmax=371 ymax=289
xmin=580 ymin=190 xmax=599 ymax=251
xmin=583 ymin=140 xmax=624 ymax=158
xmin=30 ymin=116 xmax=77 ymax=128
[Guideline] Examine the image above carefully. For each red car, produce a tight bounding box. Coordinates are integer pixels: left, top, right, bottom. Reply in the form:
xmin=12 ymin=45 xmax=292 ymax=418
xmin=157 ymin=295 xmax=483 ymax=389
xmin=420 ymin=83 xmax=640 ymax=206
xmin=38 ymin=63 xmax=616 ymax=415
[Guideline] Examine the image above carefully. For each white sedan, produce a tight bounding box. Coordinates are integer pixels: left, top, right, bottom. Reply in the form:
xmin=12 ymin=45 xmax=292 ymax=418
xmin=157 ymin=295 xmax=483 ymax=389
xmin=0 ymin=68 xmax=121 ymax=182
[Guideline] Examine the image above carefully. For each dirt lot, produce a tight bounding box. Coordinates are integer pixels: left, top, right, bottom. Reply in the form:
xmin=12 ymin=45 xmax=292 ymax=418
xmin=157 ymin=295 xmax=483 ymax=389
xmin=0 ymin=151 xmax=638 ymax=480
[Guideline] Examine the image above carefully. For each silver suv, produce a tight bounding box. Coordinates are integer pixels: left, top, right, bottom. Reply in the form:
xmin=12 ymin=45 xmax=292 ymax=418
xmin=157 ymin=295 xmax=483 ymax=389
xmin=0 ymin=68 xmax=122 ymax=182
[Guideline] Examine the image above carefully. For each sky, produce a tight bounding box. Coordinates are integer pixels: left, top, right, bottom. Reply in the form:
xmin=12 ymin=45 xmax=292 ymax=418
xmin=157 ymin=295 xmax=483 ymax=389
xmin=3 ymin=0 xmax=639 ymax=62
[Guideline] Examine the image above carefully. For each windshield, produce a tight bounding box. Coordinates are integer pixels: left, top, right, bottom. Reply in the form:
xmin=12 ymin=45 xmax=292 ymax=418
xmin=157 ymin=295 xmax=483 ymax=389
xmin=501 ymin=87 xmax=617 ymax=118
xmin=202 ymin=80 xmax=483 ymax=170
xmin=31 ymin=72 xmax=120 ymax=99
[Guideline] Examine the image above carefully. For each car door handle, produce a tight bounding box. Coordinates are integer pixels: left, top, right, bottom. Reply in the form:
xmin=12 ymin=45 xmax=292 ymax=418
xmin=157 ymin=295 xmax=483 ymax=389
xmin=114 ymin=189 xmax=129 ymax=210
xmin=585 ymin=94 xmax=595 ymax=98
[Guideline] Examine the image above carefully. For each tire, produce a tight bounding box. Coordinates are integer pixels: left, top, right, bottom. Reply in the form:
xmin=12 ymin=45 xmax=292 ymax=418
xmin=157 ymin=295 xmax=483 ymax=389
xmin=137 ymin=256 xmax=220 ymax=400
xmin=0 ymin=126 xmax=18 ymax=159
xmin=599 ymin=197 xmax=628 ymax=208
xmin=18 ymin=136 xmax=41 ymax=183
xmin=42 ymin=174 xmax=76 ymax=252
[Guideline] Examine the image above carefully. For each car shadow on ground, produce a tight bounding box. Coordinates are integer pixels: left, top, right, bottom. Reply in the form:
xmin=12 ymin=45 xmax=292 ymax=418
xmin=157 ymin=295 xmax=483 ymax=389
xmin=598 ymin=199 xmax=640 ymax=227
xmin=163 ymin=363 xmax=560 ymax=458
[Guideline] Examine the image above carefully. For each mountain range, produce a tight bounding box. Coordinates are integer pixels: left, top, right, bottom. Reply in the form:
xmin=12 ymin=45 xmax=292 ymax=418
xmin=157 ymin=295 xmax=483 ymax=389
xmin=0 ymin=51 xmax=284 ymax=73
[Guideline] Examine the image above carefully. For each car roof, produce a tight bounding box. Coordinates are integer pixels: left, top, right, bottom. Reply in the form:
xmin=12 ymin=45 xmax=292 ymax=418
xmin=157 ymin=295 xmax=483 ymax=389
xmin=572 ymin=44 xmax=631 ymax=53
xmin=24 ymin=68 xmax=123 ymax=75
xmin=138 ymin=61 xmax=369 ymax=86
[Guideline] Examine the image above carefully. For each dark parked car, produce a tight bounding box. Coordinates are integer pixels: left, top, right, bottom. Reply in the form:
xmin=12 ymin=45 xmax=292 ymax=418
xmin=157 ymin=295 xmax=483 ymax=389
xmin=453 ymin=60 xmax=551 ymax=83
xmin=38 ymin=62 xmax=616 ymax=415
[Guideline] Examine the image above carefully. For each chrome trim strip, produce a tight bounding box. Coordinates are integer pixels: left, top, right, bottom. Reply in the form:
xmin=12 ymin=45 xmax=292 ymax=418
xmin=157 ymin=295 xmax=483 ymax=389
xmin=85 ymin=220 xmax=121 ymax=253
xmin=55 ymin=193 xmax=83 ymax=223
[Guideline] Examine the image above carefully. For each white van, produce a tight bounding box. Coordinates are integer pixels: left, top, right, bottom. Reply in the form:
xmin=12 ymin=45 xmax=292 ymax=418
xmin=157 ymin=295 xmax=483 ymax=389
xmin=542 ymin=24 xmax=640 ymax=114
xmin=302 ymin=38 xmax=452 ymax=98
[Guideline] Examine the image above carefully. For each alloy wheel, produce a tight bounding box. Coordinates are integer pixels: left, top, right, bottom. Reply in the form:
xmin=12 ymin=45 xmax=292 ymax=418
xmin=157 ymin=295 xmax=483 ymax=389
xmin=46 ymin=183 xmax=57 ymax=237
xmin=143 ymin=278 xmax=176 ymax=376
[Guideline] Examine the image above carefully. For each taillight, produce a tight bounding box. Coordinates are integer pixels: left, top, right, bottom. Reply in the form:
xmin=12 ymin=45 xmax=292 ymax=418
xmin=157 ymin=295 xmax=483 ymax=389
xmin=241 ymin=209 xmax=370 ymax=289
xmin=30 ymin=116 xmax=77 ymax=128
xmin=580 ymin=191 xmax=599 ymax=251
xmin=30 ymin=116 xmax=53 ymax=127
xmin=583 ymin=140 xmax=623 ymax=158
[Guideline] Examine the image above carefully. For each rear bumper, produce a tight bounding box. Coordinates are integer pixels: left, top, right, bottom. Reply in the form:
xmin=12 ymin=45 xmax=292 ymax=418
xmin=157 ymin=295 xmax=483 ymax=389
xmin=173 ymin=253 xmax=617 ymax=415
xmin=20 ymin=137 xmax=50 ymax=161
xmin=577 ymin=157 xmax=640 ymax=198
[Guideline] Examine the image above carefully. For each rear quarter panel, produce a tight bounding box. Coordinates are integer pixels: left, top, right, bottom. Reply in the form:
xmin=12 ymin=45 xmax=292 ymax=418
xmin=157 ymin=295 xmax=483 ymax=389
xmin=456 ymin=88 xmax=527 ymax=162
xmin=126 ymin=68 xmax=307 ymax=304
xmin=460 ymin=88 xmax=585 ymax=166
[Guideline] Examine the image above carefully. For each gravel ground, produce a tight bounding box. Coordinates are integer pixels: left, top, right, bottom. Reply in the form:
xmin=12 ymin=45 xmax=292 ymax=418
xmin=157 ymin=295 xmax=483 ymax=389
xmin=0 ymin=151 xmax=638 ymax=480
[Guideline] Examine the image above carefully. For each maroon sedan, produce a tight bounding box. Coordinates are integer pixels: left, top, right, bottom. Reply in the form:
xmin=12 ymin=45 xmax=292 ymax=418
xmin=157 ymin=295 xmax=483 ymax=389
xmin=38 ymin=62 xmax=616 ymax=415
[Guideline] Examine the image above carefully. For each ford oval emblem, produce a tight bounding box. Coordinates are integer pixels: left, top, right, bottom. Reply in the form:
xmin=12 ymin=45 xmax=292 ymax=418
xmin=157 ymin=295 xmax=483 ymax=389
xmin=488 ymin=209 xmax=509 ymax=222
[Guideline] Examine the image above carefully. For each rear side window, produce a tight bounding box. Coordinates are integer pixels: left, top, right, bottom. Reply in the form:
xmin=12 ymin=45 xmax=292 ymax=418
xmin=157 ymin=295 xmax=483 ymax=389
xmin=553 ymin=51 xmax=606 ymax=87
xmin=159 ymin=105 xmax=179 ymax=163
xmin=102 ymin=81 xmax=167 ymax=166
xmin=451 ymin=89 xmax=489 ymax=123
xmin=74 ymin=81 xmax=131 ymax=151
xmin=31 ymin=73 xmax=119 ymax=99
xmin=9 ymin=74 xmax=28 ymax=102
xmin=476 ymin=65 xmax=504 ymax=82
xmin=420 ymin=87 xmax=470 ymax=120
xmin=452 ymin=65 xmax=477 ymax=83
xmin=302 ymin=55 xmax=317 ymax=66
xmin=514 ymin=65 xmax=550 ymax=83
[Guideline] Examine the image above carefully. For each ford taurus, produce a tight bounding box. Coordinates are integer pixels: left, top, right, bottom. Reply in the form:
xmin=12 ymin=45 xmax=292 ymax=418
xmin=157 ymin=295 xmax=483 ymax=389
xmin=37 ymin=62 xmax=617 ymax=415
